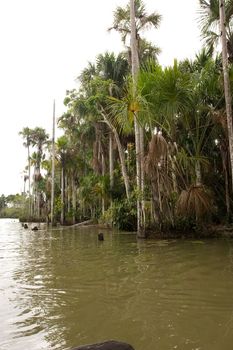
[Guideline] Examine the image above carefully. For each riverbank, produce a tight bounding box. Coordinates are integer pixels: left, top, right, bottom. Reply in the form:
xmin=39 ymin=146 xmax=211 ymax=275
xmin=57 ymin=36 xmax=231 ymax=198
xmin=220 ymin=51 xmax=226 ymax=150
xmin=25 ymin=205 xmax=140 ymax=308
xmin=146 ymin=224 xmax=233 ymax=240
xmin=68 ymin=222 xmax=233 ymax=240
xmin=18 ymin=217 xmax=233 ymax=240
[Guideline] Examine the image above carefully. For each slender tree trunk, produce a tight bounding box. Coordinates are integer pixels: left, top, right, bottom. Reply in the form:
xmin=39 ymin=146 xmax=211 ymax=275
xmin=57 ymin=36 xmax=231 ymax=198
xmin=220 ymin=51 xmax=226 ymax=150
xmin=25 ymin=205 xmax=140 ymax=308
xmin=72 ymin=173 xmax=76 ymax=224
xmin=32 ymin=167 xmax=35 ymax=217
xmin=61 ymin=165 xmax=65 ymax=225
xmin=219 ymin=0 xmax=233 ymax=191
xmin=170 ymin=155 xmax=178 ymax=193
xmin=220 ymin=144 xmax=231 ymax=219
xmin=67 ymin=177 xmax=71 ymax=214
xmin=51 ymin=100 xmax=55 ymax=225
xmin=101 ymin=152 xmax=105 ymax=215
xmin=195 ymin=160 xmax=202 ymax=186
xmin=65 ymin=174 xmax=69 ymax=220
xmin=130 ymin=0 xmax=145 ymax=237
xmin=140 ymin=125 xmax=145 ymax=227
xmin=225 ymin=166 xmax=230 ymax=219
xmin=27 ymin=145 xmax=31 ymax=219
xmin=109 ymin=132 xmax=114 ymax=191
xmin=34 ymin=165 xmax=40 ymax=220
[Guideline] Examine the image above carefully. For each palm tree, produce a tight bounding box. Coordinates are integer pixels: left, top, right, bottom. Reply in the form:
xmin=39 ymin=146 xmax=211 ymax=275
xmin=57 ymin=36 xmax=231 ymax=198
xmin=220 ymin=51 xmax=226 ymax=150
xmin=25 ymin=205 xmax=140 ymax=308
xmin=199 ymin=0 xmax=233 ymax=191
xmin=30 ymin=127 xmax=49 ymax=219
xmin=19 ymin=127 xmax=33 ymax=218
xmin=109 ymin=0 xmax=161 ymax=64
xmin=138 ymin=54 xmax=224 ymax=225
xmin=219 ymin=0 xmax=233 ymax=193
xmin=109 ymin=0 xmax=161 ymax=237
xmin=76 ymin=54 xmax=132 ymax=201
xmin=129 ymin=0 xmax=145 ymax=237
xmin=56 ymin=135 xmax=69 ymax=225
xmin=96 ymin=52 xmax=130 ymax=199
xmin=198 ymin=0 xmax=233 ymax=60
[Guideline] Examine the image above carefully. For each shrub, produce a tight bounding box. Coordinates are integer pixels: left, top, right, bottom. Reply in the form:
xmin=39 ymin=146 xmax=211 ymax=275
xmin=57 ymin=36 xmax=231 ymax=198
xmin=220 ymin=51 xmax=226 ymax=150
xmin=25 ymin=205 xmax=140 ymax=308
xmin=111 ymin=198 xmax=137 ymax=231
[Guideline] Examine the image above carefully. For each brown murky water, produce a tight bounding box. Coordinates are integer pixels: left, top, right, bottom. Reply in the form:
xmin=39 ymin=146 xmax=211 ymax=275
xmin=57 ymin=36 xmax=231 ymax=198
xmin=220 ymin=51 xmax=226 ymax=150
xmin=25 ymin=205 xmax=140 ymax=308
xmin=1 ymin=218 xmax=233 ymax=350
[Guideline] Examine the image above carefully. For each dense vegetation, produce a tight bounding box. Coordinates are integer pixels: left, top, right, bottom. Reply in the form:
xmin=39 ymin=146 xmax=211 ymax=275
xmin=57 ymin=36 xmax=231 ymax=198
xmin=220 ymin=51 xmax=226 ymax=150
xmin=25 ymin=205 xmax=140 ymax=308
xmin=0 ymin=194 xmax=26 ymax=218
xmin=12 ymin=0 xmax=233 ymax=236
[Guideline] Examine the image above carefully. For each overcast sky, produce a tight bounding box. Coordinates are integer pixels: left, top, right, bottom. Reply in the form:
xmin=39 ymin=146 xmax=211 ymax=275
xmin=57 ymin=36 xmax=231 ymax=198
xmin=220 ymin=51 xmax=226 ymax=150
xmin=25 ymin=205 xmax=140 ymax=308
xmin=0 ymin=0 xmax=202 ymax=196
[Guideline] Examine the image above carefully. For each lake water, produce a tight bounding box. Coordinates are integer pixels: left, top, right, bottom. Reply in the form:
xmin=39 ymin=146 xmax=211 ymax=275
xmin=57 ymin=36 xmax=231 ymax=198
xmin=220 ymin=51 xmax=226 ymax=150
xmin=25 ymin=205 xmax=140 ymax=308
xmin=1 ymin=218 xmax=233 ymax=350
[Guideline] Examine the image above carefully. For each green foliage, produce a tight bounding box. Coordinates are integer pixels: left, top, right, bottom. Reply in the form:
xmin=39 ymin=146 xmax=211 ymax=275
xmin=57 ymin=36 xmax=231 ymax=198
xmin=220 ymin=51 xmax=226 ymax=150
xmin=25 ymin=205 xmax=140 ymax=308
xmin=110 ymin=197 xmax=137 ymax=231
xmin=0 ymin=194 xmax=7 ymax=211
xmin=0 ymin=207 xmax=22 ymax=219
xmin=17 ymin=3 xmax=233 ymax=232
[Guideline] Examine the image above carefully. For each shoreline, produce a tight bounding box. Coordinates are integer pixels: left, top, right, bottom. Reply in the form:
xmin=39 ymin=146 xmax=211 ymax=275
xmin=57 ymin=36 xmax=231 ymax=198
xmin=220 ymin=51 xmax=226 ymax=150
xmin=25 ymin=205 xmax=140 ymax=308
xmin=8 ymin=217 xmax=233 ymax=239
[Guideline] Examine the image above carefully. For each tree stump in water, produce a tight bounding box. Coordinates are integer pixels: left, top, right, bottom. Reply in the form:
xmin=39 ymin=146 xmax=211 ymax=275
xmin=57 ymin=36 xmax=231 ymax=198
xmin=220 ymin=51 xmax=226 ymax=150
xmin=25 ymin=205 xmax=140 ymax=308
xmin=98 ymin=232 xmax=104 ymax=241
xmin=72 ymin=340 xmax=135 ymax=350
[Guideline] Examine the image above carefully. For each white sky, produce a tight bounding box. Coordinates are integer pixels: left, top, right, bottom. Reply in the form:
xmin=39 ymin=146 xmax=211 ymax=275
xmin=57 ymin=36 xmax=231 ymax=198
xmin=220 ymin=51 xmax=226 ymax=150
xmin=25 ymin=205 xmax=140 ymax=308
xmin=0 ymin=0 xmax=202 ymax=196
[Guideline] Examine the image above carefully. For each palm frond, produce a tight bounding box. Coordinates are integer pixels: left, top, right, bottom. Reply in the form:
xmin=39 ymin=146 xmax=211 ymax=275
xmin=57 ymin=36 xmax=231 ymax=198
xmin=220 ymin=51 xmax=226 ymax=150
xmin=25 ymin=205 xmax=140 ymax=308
xmin=176 ymin=185 xmax=213 ymax=219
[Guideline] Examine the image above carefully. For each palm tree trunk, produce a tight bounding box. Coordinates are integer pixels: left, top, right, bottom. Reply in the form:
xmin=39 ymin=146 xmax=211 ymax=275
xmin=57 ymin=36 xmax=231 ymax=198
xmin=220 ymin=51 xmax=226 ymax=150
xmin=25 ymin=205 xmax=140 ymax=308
xmin=220 ymin=144 xmax=231 ymax=219
xmin=109 ymin=132 xmax=114 ymax=191
xmin=101 ymin=152 xmax=105 ymax=215
xmin=27 ymin=145 xmax=31 ymax=218
xmin=65 ymin=174 xmax=69 ymax=220
xmin=140 ymin=125 xmax=145 ymax=227
xmin=225 ymin=166 xmax=231 ymax=219
xmin=51 ymin=100 xmax=55 ymax=225
xmin=72 ymin=173 xmax=76 ymax=224
xmin=219 ymin=0 xmax=233 ymax=191
xmin=195 ymin=160 xmax=202 ymax=186
xmin=130 ymin=0 xmax=145 ymax=238
xmin=67 ymin=177 xmax=71 ymax=214
xmin=61 ymin=165 xmax=65 ymax=225
xmin=109 ymin=132 xmax=114 ymax=223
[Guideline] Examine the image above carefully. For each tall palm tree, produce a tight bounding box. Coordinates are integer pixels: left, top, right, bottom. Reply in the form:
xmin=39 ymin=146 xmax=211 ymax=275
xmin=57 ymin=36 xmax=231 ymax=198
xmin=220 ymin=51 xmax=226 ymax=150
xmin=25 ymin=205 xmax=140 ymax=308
xmin=199 ymin=0 xmax=233 ymax=191
xmin=76 ymin=53 xmax=132 ymax=200
xmin=109 ymin=0 xmax=161 ymax=64
xmin=138 ymin=54 xmax=224 ymax=225
xmin=96 ymin=52 xmax=130 ymax=198
xmin=30 ymin=127 xmax=49 ymax=219
xmin=129 ymin=0 xmax=145 ymax=237
xmin=219 ymin=0 xmax=233 ymax=192
xmin=56 ymin=135 xmax=69 ymax=225
xmin=110 ymin=0 xmax=161 ymax=237
xmin=19 ymin=127 xmax=33 ymax=218
xmin=199 ymin=0 xmax=233 ymax=60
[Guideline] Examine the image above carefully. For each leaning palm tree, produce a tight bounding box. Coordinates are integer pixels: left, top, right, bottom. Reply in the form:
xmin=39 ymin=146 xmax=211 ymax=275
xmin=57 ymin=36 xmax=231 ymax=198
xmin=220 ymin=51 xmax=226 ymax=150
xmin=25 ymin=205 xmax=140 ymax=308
xmin=96 ymin=52 xmax=130 ymax=198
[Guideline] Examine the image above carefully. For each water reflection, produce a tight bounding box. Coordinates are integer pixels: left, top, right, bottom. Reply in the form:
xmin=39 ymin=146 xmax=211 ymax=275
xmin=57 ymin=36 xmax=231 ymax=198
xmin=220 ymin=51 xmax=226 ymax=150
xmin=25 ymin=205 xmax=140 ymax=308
xmin=1 ymin=219 xmax=233 ymax=350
